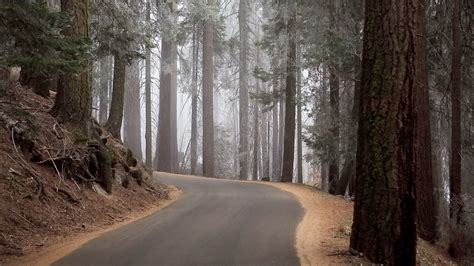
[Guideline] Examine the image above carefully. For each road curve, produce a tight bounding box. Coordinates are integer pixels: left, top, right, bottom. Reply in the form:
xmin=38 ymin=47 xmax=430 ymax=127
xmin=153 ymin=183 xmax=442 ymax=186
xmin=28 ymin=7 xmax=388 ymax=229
xmin=54 ymin=173 xmax=304 ymax=266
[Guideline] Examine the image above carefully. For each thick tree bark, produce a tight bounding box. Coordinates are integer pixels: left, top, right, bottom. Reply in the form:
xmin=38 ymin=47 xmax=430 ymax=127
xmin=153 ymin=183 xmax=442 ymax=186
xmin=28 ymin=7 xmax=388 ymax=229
xmin=280 ymin=0 xmax=297 ymax=183
xmin=52 ymin=0 xmax=91 ymax=137
xmin=145 ymin=0 xmax=152 ymax=169
xmin=449 ymin=0 xmax=463 ymax=225
xmin=105 ymin=55 xmax=126 ymax=139
xmin=202 ymin=0 xmax=215 ymax=177
xmin=238 ymin=0 xmax=249 ymax=180
xmin=350 ymin=0 xmax=425 ymax=264
xmin=414 ymin=1 xmax=436 ymax=242
xmin=157 ymin=2 xmax=178 ymax=173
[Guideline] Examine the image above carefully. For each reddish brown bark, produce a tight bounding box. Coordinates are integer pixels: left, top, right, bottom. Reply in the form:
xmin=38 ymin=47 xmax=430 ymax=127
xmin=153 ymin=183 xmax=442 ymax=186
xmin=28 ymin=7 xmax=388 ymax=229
xmin=449 ymin=0 xmax=463 ymax=225
xmin=350 ymin=0 xmax=427 ymax=264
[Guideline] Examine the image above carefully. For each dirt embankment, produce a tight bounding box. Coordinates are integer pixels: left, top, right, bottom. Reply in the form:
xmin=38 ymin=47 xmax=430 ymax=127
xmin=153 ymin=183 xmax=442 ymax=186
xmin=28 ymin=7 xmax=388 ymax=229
xmin=266 ymin=183 xmax=459 ymax=266
xmin=0 ymin=83 xmax=172 ymax=264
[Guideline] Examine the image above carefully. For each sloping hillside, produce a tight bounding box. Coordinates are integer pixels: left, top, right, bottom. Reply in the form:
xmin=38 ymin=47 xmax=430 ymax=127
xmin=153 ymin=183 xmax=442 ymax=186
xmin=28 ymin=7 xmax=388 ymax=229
xmin=0 ymin=83 xmax=170 ymax=264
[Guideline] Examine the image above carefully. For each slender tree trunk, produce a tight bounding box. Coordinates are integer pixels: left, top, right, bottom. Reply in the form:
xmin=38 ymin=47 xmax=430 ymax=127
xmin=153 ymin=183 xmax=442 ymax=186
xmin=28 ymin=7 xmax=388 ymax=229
xmin=145 ymin=0 xmax=152 ymax=169
xmin=278 ymin=90 xmax=285 ymax=180
xmin=106 ymin=55 xmax=126 ymax=139
xmin=281 ymin=0 xmax=297 ymax=183
xmin=449 ymin=0 xmax=463 ymax=225
xmin=328 ymin=69 xmax=340 ymax=193
xmin=296 ymin=30 xmax=303 ymax=184
xmin=271 ymin=70 xmax=279 ymax=181
xmin=52 ymin=0 xmax=91 ymax=137
xmin=336 ymin=56 xmax=361 ymax=195
xmin=202 ymin=0 xmax=215 ymax=177
xmin=252 ymin=47 xmax=260 ymax=181
xmin=191 ymin=25 xmax=199 ymax=175
xmin=262 ymin=111 xmax=270 ymax=178
xmin=99 ymin=56 xmax=110 ymax=125
xmin=327 ymin=2 xmax=340 ymax=194
xmin=239 ymin=0 xmax=249 ymax=180
xmin=350 ymin=0 xmax=425 ymax=264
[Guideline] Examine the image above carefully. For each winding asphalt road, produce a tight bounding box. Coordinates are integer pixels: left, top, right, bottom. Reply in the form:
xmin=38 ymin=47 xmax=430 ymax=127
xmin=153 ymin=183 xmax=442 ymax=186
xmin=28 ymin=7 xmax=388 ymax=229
xmin=54 ymin=173 xmax=303 ymax=266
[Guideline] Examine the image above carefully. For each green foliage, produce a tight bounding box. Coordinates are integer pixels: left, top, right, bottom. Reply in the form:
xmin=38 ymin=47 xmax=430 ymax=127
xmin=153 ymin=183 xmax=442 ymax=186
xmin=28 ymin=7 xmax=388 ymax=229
xmin=253 ymin=66 xmax=272 ymax=83
xmin=0 ymin=3 xmax=90 ymax=77
xmin=91 ymin=0 xmax=145 ymax=62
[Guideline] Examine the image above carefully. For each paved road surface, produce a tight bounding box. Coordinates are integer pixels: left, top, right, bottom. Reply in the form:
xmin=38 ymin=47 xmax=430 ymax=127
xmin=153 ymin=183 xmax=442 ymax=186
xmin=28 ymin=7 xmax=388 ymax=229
xmin=54 ymin=173 xmax=303 ymax=266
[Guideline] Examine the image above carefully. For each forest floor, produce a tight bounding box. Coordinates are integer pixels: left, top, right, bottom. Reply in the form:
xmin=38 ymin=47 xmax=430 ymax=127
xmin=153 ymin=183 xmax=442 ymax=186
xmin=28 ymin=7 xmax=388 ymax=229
xmin=0 ymin=84 xmax=173 ymax=265
xmin=266 ymin=182 xmax=466 ymax=266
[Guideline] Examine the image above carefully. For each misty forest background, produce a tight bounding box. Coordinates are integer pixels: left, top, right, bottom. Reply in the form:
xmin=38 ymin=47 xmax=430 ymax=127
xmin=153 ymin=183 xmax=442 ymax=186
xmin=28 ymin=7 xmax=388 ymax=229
xmin=0 ymin=0 xmax=473 ymax=264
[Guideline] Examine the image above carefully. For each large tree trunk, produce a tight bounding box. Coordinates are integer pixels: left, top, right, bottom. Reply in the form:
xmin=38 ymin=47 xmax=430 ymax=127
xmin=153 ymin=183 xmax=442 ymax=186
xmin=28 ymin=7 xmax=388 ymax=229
xmin=191 ymin=25 xmax=199 ymax=175
xmin=144 ymin=0 xmax=152 ymax=169
xmin=156 ymin=2 xmax=178 ymax=173
xmin=202 ymin=0 xmax=215 ymax=177
xmin=449 ymin=0 xmax=462 ymax=226
xmin=123 ymin=0 xmax=142 ymax=160
xmin=52 ymin=0 xmax=91 ymax=137
xmin=123 ymin=60 xmax=142 ymax=160
xmin=105 ymin=55 xmax=126 ymax=139
xmin=238 ymin=0 xmax=249 ymax=180
xmin=280 ymin=0 xmax=297 ymax=183
xmin=350 ymin=0 xmax=425 ymax=264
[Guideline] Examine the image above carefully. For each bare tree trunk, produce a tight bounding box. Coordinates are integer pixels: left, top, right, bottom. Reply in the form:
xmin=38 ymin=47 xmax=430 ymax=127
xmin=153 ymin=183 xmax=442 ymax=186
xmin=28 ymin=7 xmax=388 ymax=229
xmin=52 ymin=0 xmax=91 ymax=137
xmin=252 ymin=45 xmax=261 ymax=181
xmin=262 ymin=111 xmax=270 ymax=178
xmin=145 ymin=0 xmax=152 ymax=169
xmin=336 ymin=55 xmax=361 ymax=196
xmin=328 ymin=69 xmax=339 ymax=193
xmin=327 ymin=1 xmax=340 ymax=194
xmin=238 ymin=0 xmax=249 ymax=180
xmin=281 ymin=0 xmax=297 ymax=183
xmin=350 ymin=0 xmax=425 ymax=263
xmin=202 ymin=0 xmax=215 ymax=177
xmin=191 ymin=25 xmax=199 ymax=175
xmin=296 ymin=28 xmax=303 ymax=184
xmin=106 ymin=55 xmax=126 ymax=139
xmin=271 ymin=70 xmax=279 ymax=181
xmin=449 ymin=0 xmax=463 ymax=226
xmin=414 ymin=0 xmax=436 ymax=242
